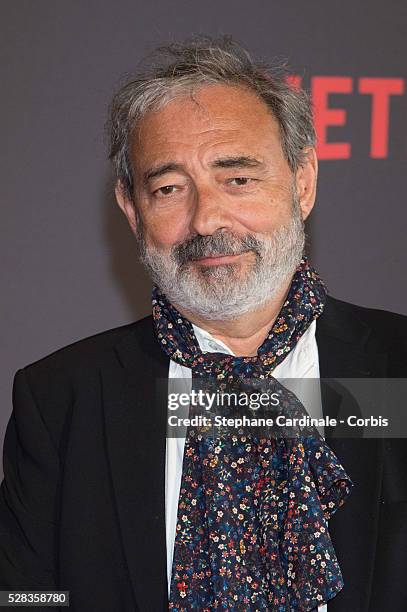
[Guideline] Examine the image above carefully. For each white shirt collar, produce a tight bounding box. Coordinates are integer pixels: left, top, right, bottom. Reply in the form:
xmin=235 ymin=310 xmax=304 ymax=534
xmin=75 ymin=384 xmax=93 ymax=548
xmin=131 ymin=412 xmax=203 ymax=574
xmin=192 ymin=322 xmax=235 ymax=355
xmin=191 ymin=319 xmax=317 ymax=368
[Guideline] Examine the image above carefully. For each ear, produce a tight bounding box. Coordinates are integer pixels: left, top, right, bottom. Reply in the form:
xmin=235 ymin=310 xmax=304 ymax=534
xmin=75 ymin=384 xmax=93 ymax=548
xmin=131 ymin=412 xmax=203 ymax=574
xmin=114 ymin=181 xmax=139 ymax=234
xmin=294 ymin=147 xmax=318 ymax=221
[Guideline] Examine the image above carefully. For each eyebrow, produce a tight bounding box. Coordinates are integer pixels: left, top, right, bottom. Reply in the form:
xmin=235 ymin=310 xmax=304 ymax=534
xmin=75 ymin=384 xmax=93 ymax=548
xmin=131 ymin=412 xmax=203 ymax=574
xmin=143 ymin=156 xmax=264 ymax=184
xmin=143 ymin=163 xmax=183 ymax=184
xmin=211 ymin=155 xmax=264 ymax=169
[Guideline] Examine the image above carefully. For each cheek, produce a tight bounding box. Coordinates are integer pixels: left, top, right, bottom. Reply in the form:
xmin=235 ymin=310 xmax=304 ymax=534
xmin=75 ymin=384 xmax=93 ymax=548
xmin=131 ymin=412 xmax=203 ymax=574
xmin=142 ymin=210 xmax=189 ymax=249
xmin=233 ymin=197 xmax=294 ymax=234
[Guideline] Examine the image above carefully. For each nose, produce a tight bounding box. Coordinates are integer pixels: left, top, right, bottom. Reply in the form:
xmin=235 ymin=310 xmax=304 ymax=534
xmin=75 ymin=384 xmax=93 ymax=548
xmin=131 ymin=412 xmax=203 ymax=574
xmin=189 ymin=183 xmax=233 ymax=236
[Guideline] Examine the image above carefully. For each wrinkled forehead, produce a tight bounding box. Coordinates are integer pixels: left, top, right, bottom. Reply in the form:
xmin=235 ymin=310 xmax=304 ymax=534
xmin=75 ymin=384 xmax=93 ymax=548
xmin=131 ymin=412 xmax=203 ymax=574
xmin=129 ymin=84 xmax=284 ymax=178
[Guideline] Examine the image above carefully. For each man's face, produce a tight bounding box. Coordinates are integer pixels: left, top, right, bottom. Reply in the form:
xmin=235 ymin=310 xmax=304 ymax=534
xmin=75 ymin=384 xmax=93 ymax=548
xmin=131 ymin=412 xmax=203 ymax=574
xmin=116 ymin=84 xmax=317 ymax=319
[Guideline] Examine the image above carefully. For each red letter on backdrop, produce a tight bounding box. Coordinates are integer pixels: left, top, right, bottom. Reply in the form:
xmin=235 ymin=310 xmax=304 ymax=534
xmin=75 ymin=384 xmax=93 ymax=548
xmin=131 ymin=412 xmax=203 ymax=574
xmin=286 ymin=74 xmax=302 ymax=90
xmin=312 ymin=77 xmax=353 ymax=159
xmin=358 ymin=77 xmax=405 ymax=158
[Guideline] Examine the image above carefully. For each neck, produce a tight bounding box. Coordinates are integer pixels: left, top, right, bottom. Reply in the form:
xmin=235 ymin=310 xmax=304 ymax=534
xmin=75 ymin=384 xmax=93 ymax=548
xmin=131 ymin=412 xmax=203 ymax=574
xmin=173 ymin=275 xmax=292 ymax=357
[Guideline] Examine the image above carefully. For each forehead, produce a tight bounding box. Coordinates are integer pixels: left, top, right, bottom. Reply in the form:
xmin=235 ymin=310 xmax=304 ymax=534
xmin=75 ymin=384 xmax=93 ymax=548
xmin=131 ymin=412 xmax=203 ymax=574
xmin=132 ymin=84 xmax=283 ymax=165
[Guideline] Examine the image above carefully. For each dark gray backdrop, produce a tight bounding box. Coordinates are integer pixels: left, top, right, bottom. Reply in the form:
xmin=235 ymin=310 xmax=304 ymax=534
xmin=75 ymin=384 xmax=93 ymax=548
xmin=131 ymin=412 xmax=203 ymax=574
xmin=1 ymin=0 xmax=406 ymax=464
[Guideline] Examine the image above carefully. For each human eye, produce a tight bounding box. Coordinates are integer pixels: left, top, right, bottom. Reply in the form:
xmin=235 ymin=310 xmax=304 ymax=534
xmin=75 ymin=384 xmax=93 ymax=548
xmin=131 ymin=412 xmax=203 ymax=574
xmin=228 ymin=177 xmax=255 ymax=187
xmin=152 ymin=184 xmax=178 ymax=197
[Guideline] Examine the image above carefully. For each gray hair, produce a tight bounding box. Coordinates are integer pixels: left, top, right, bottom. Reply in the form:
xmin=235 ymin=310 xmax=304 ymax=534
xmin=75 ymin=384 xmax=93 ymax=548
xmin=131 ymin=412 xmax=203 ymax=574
xmin=107 ymin=35 xmax=315 ymax=200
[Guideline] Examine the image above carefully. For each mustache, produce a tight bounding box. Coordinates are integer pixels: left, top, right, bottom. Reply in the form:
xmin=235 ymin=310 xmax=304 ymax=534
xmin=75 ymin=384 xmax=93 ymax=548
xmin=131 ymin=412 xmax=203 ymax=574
xmin=173 ymin=232 xmax=263 ymax=266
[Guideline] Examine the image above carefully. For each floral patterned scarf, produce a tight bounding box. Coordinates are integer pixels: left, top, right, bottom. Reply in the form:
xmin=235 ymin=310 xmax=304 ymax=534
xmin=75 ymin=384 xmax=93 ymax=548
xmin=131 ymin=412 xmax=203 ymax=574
xmin=152 ymin=257 xmax=352 ymax=611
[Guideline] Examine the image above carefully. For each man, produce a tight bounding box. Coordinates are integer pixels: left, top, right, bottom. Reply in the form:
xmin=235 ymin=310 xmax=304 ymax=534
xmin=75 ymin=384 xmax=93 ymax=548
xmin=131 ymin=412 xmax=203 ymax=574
xmin=0 ymin=36 xmax=406 ymax=611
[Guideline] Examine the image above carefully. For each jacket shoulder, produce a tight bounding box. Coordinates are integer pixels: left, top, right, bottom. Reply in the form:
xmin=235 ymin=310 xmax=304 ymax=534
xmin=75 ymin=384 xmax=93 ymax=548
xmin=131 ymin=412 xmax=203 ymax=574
xmin=325 ymin=295 xmax=407 ymax=363
xmin=17 ymin=316 xmax=155 ymax=414
xmin=327 ymin=295 xmax=407 ymax=336
xmin=23 ymin=315 xmax=154 ymax=374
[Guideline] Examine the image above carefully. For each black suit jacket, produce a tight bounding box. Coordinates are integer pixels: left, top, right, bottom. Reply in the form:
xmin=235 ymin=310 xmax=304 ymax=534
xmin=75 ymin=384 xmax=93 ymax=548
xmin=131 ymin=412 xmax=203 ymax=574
xmin=0 ymin=296 xmax=406 ymax=611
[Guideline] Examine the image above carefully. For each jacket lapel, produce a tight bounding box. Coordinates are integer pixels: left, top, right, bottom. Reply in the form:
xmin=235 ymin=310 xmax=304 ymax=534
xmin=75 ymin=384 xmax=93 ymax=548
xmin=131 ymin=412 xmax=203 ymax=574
xmin=316 ymin=297 xmax=387 ymax=611
xmin=101 ymin=318 xmax=170 ymax=612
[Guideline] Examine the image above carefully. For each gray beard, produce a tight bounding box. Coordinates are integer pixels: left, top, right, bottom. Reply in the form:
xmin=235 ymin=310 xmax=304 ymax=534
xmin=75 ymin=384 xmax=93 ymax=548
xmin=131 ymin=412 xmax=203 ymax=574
xmin=137 ymin=198 xmax=305 ymax=320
